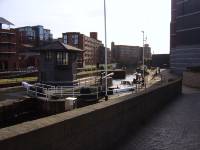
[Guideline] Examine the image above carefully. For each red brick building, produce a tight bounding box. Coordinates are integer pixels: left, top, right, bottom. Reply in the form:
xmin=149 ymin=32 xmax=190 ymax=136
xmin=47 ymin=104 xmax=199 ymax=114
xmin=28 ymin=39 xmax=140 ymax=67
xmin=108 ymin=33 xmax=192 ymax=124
xmin=111 ymin=42 xmax=141 ymax=66
xmin=0 ymin=17 xmax=18 ymax=71
xmin=0 ymin=18 xmax=53 ymax=71
xmin=15 ymin=25 xmax=53 ymax=69
xmin=111 ymin=42 xmax=152 ymax=66
xmin=96 ymin=45 xmax=111 ymax=65
xmin=62 ymin=32 xmax=103 ymax=67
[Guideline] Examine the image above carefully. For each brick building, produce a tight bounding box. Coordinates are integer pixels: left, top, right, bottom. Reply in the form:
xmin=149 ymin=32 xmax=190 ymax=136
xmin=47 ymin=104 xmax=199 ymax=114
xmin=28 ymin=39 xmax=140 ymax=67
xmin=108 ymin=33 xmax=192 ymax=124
xmin=0 ymin=17 xmax=18 ymax=71
xmin=15 ymin=25 xmax=53 ymax=69
xmin=111 ymin=42 xmax=142 ymax=66
xmin=96 ymin=45 xmax=111 ymax=65
xmin=111 ymin=42 xmax=152 ymax=66
xmin=0 ymin=18 xmax=53 ymax=71
xmin=62 ymin=32 xmax=102 ymax=67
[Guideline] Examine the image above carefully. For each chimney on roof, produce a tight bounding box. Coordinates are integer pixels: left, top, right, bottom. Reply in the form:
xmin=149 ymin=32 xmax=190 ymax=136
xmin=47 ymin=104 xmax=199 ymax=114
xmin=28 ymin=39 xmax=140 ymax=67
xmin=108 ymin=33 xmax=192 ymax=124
xmin=90 ymin=32 xmax=98 ymax=40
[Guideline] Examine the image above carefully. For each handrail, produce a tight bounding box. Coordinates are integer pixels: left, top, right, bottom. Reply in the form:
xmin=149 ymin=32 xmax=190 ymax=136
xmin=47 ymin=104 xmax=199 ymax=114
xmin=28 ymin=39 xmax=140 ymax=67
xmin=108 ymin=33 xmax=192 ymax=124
xmin=26 ymin=84 xmax=101 ymax=101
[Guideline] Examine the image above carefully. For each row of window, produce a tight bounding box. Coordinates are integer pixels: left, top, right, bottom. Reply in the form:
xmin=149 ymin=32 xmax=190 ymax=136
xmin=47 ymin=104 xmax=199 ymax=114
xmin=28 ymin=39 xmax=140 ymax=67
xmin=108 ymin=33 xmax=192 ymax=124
xmin=45 ymin=51 xmax=69 ymax=65
xmin=18 ymin=27 xmax=52 ymax=41
xmin=176 ymin=1 xmax=200 ymax=16
xmin=63 ymin=34 xmax=79 ymax=45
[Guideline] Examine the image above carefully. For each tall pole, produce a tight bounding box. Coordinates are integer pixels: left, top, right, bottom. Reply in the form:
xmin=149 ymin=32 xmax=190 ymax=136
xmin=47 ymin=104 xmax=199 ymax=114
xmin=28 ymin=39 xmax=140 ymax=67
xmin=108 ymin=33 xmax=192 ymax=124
xmin=104 ymin=0 xmax=108 ymax=100
xmin=141 ymin=31 xmax=145 ymax=86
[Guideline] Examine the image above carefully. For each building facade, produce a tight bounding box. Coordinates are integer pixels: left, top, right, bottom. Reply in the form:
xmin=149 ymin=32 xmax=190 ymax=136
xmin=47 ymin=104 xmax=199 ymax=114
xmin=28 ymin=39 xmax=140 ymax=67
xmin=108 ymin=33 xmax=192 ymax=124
xmin=143 ymin=44 xmax=152 ymax=61
xmin=0 ymin=17 xmax=18 ymax=71
xmin=111 ymin=42 xmax=142 ymax=66
xmin=96 ymin=45 xmax=111 ymax=65
xmin=0 ymin=20 xmax=53 ymax=71
xmin=170 ymin=0 xmax=200 ymax=73
xmin=17 ymin=25 xmax=53 ymax=47
xmin=36 ymin=41 xmax=83 ymax=85
xmin=62 ymin=32 xmax=102 ymax=67
xmin=16 ymin=25 xmax=53 ymax=69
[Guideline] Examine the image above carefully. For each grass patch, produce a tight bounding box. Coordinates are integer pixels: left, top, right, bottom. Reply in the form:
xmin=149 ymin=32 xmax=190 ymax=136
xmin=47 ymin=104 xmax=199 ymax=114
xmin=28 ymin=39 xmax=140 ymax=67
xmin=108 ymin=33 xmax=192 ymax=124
xmin=0 ymin=77 xmax=37 ymax=85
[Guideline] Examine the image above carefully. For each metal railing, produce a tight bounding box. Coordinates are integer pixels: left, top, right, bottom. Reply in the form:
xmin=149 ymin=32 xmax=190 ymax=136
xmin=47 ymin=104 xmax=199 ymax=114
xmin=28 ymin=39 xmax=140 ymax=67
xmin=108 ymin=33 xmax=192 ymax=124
xmin=26 ymin=83 xmax=101 ymax=101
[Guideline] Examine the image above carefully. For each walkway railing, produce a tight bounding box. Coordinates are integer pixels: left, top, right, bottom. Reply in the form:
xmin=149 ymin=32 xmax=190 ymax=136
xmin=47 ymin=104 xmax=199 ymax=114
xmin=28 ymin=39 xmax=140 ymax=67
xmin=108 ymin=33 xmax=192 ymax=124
xmin=27 ymin=83 xmax=102 ymax=101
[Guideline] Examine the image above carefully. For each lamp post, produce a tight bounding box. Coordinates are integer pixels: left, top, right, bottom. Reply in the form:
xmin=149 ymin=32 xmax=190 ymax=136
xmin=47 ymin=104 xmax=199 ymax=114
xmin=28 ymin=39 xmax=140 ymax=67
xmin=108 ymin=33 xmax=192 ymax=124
xmin=104 ymin=0 xmax=108 ymax=100
xmin=141 ymin=31 xmax=145 ymax=88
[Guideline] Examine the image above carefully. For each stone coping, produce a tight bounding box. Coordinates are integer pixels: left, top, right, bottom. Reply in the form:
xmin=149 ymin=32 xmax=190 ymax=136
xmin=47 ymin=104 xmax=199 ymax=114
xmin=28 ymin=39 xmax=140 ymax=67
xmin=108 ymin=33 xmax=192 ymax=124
xmin=0 ymin=78 xmax=182 ymax=141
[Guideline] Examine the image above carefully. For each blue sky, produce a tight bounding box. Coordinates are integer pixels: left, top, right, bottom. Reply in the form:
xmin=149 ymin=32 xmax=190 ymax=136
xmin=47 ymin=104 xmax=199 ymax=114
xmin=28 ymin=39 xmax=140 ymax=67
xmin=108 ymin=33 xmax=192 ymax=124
xmin=0 ymin=0 xmax=171 ymax=54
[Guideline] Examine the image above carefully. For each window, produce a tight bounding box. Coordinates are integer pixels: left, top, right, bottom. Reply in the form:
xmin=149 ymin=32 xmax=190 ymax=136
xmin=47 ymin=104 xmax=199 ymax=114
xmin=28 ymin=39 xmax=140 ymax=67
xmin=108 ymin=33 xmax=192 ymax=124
xmin=56 ymin=52 xmax=69 ymax=65
xmin=45 ymin=51 xmax=52 ymax=61
xmin=72 ymin=34 xmax=79 ymax=45
xmin=40 ymin=34 xmax=44 ymax=40
xmin=39 ymin=26 xmax=44 ymax=40
xmin=63 ymin=35 xmax=67 ymax=44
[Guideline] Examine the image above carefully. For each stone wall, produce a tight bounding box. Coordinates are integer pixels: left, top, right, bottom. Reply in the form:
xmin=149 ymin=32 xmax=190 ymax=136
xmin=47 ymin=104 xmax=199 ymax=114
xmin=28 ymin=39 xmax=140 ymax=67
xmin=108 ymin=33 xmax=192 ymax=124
xmin=183 ymin=71 xmax=200 ymax=88
xmin=0 ymin=78 xmax=182 ymax=150
xmin=0 ymin=98 xmax=36 ymax=128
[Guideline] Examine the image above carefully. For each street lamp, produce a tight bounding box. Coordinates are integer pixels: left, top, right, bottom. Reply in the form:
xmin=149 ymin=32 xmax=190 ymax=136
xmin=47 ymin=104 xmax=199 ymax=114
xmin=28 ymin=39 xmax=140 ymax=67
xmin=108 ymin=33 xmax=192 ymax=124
xmin=141 ymin=31 xmax=145 ymax=79
xmin=141 ymin=31 xmax=146 ymax=88
xmin=104 ymin=0 xmax=108 ymax=100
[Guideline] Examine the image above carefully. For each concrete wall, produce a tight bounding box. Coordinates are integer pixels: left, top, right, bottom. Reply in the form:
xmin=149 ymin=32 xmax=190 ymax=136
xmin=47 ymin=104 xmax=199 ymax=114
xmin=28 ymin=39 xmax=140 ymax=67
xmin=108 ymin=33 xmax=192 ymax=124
xmin=183 ymin=71 xmax=200 ymax=88
xmin=0 ymin=79 xmax=182 ymax=150
xmin=0 ymin=98 xmax=36 ymax=128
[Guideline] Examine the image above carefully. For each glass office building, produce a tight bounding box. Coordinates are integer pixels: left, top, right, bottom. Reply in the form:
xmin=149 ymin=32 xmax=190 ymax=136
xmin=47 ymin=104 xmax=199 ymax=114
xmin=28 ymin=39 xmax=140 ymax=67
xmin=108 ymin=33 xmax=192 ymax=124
xmin=170 ymin=0 xmax=200 ymax=74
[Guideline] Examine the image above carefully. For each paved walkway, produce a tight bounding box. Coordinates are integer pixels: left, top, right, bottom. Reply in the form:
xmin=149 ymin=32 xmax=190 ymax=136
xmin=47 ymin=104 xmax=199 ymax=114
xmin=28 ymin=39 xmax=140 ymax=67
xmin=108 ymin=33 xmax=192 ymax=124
xmin=115 ymin=86 xmax=200 ymax=150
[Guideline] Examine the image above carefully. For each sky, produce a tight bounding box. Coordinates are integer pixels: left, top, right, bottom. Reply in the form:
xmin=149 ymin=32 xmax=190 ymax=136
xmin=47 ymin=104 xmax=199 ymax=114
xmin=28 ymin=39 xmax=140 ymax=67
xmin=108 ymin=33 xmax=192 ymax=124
xmin=0 ymin=0 xmax=171 ymax=54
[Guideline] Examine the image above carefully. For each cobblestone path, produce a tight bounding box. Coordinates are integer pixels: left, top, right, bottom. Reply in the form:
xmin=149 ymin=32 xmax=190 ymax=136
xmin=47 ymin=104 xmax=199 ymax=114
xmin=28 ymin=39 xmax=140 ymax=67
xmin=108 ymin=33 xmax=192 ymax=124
xmin=116 ymin=86 xmax=200 ymax=150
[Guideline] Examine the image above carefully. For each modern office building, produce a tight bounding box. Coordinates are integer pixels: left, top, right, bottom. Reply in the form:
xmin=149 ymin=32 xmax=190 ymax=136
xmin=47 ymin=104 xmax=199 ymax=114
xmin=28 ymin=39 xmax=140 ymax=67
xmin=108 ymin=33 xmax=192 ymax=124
xmin=0 ymin=17 xmax=18 ymax=71
xmin=62 ymin=32 xmax=102 ymax=67
xmin=17 ymin=25 xmax=53 ymax=47
xmin=170 ymin=0 xmax=200 ymax=73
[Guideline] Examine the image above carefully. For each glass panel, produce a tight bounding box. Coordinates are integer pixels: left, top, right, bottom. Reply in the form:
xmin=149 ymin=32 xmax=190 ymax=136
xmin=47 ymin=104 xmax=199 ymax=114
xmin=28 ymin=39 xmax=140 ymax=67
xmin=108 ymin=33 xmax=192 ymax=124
xmin=56 ymin=52 xmax=68 ymax=65
xmin=63 ymin=35 xmax=67 ymax=44
xmin=72 ymin=34 xmax=79 ymax=45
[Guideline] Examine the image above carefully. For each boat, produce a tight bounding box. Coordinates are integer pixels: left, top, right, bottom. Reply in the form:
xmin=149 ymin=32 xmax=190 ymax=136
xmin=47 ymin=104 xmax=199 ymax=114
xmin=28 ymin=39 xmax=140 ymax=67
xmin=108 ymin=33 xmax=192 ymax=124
xmin=109 ymin=80 xmax=135 ymax=94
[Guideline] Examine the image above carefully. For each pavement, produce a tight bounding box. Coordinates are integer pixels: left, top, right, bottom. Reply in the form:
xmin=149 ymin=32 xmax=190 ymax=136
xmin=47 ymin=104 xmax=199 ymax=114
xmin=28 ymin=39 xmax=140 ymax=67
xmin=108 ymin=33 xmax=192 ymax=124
xmin=115 ymin=85 xmax=200 ymax=150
